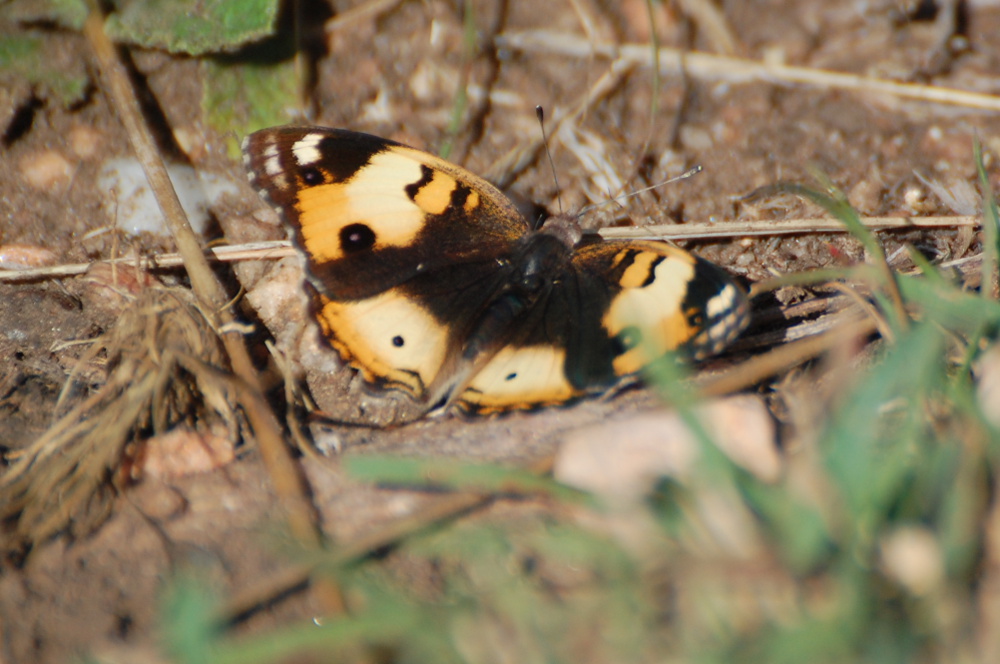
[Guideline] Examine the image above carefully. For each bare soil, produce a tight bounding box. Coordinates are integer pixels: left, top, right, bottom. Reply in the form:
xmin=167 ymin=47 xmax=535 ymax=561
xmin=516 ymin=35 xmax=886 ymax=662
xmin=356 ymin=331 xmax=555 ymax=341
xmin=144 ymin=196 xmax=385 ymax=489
xmin=2 ymin=0 xmax=1000 ymax=661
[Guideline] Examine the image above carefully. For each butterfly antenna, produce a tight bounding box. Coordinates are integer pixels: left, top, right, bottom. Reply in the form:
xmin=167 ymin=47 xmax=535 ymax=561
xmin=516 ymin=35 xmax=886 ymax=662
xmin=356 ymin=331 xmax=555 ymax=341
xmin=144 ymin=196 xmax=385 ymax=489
xmin=536 ymin=106 xmax=564 ymax=218
xmin=577 ymin=165 xmax=703 ymax=217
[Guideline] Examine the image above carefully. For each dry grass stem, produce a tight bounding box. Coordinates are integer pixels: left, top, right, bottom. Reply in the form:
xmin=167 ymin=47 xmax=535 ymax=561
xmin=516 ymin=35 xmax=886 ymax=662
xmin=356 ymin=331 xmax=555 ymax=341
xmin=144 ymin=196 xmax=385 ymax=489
xmin=220 ymin=446 xmax=564 ymax=624
xmin=827 ymin=281 xmax=897 ymax=343
xmin=0 ymin=243 xmax=297 ymax=283
xmin=0 ymin=288 xmax=234 ymax=546
xmin=565 ymin=0 xmax=601 ymax=44
xmin=497 ymin=30 xmax=1000 ymax=112
xmin=484 ymin=56 xmax=639 ymax=189
xmin=324 ymin=0 xmax=405 ymax=34
xmin=696 ymin=312 xmax=880 ymax=397
xmin=0 ymin=215 xmax=978 ymax=284
xmin=221 ymin=487 xmax=497 ymax=624
xmin=598 ymin=214 xmax=981 ymax=240
xmin=676 ymin=0 xmax=740 ymax=56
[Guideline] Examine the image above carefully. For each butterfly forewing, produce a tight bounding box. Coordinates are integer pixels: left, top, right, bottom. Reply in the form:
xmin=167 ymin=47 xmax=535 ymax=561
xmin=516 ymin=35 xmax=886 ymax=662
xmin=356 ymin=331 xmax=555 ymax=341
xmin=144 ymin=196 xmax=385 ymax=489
xmin=243 ymin=127 xmax=529 ymax=299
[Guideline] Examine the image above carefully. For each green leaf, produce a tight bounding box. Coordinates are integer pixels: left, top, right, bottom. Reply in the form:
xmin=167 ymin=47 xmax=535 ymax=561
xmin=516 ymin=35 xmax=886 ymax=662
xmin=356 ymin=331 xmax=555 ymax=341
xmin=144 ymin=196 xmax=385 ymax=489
xmin=0 ymin=0 xmax=87 ymax=30
xmin=0 ymin=34 xmax=89 ymax=107
xmin=203 ymin=56 xmax=299 ymax=156
xmin=106 ymin=0 xmax=281 ymax=55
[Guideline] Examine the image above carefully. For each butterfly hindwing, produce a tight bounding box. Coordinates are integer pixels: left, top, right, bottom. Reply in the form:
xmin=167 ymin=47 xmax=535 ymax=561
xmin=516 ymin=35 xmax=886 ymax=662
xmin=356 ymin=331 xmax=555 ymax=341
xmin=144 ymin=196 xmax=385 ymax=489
xmin=576 ymin=240 xmax=750 ymax=372
xmin=452 ymin=237 xmax=749 ymax=413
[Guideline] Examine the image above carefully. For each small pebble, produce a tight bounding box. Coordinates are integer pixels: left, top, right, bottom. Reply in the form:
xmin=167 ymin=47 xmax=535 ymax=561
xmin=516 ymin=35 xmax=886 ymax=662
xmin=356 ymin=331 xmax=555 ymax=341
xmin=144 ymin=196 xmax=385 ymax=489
xmin=0 ymin=244 xmax=58 ymax=270
xmin=68 ymin=125 xmax=103 ymax=160
xmin=19 ymin=149 xmax=74 ymax=191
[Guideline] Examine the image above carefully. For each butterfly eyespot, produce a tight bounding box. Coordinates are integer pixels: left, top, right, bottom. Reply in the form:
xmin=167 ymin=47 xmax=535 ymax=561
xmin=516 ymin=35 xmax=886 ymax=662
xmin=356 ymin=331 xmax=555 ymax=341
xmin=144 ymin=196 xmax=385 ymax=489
xmin=613 ymin=326 xmax=642 ymax=355
xmin=392 ymin=335 xmax=405 ymax=347
xmin=300 ymin=167 xmax=324 ymax=185
xmin=686 ymin=309 xmax=705 ymax=326
xmin=340 ymin=223 xmax=376 ymax=253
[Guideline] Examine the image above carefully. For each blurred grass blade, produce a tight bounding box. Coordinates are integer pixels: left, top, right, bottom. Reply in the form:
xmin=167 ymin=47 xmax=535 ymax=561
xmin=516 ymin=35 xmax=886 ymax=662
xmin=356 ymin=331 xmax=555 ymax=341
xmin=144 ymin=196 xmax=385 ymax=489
xmin=214 ymin=593 xmax=435 ymax=664
xmin=822 ymin=323 xmax=943 ymax=528
xmin=896 ymin=272 xmax=1000 ymax=333
xmin=343 ymin=455 xmax=586 ymax=503
xmin=975 ymin=139 xmax=999 ymax=299
xmin=161 ymin=577 xmax=222 ymax=664
xmin=763 ymin=177 xmax=908 ymax=332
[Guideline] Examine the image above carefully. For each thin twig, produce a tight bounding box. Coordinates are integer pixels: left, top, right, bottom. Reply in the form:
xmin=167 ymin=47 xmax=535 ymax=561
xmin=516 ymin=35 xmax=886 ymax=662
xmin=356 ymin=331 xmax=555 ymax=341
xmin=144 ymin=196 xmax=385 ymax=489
xmin=1 ymin=215 xmax=980 ymax=284
xmin=676 ymin=0 xmax=740 ymax=56
xmin=220 ymin=452 xmax=557 ymax=623
xmin=484 ymin=55 xmax=638 ymax=189
xmin=325 ymin=0 xmax=405 ymax=33
xmin=696 ymin=313 xmax=880 ymax=397
xmin=597 ymin=214 xmax=981 ymax=240
xmin=497 ymin=31 xmax=1000 ymax=112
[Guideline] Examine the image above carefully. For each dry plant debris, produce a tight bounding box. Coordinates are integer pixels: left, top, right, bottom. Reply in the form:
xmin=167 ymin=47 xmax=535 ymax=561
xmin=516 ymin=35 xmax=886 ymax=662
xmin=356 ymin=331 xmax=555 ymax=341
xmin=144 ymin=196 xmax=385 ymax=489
xmin=0 ymin=285 xmax=238 ymax=548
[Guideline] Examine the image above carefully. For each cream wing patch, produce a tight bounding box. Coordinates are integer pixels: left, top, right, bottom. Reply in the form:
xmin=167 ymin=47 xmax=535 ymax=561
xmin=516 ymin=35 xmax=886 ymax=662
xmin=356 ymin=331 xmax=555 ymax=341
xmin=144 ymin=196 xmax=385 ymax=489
xmin=297 ymin=152 xmax=450 ymax=263
xmin=317 ymin=291 xmax=450 ymax=396
xmin=460 ymin=345 xmax=576 ymax=411
xmin=291 ymin=133 xmax=324 ymax=165
xmin=690 ymin=282 xmax=749 ymax=355
xmin=604 ymin=254 xmax=697 ymax=375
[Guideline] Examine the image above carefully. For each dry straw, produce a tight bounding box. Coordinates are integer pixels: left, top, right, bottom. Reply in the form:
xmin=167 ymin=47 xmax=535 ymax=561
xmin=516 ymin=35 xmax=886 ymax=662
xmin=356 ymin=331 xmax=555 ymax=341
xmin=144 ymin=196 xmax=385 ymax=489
xmin=0 ymin=287 xmax=236 ymax=545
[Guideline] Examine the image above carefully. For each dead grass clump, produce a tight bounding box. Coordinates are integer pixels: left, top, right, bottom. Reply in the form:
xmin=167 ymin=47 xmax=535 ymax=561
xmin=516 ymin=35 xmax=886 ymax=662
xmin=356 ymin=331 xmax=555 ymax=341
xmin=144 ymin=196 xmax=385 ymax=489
xmin=0 ymin=285 xmax=240 ymax=550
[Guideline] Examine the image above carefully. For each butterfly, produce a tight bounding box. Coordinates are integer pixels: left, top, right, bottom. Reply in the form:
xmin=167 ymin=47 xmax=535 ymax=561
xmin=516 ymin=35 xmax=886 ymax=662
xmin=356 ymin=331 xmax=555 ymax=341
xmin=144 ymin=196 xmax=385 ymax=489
xmin=242 ymin=126 xmax=749 ymax=415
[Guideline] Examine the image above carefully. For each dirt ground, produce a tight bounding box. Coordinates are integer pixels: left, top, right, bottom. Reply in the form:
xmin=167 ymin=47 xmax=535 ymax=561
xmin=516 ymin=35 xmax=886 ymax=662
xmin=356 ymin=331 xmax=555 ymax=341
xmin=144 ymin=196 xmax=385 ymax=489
xmin=2 ymin=0 xmax=1000 ymax=661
